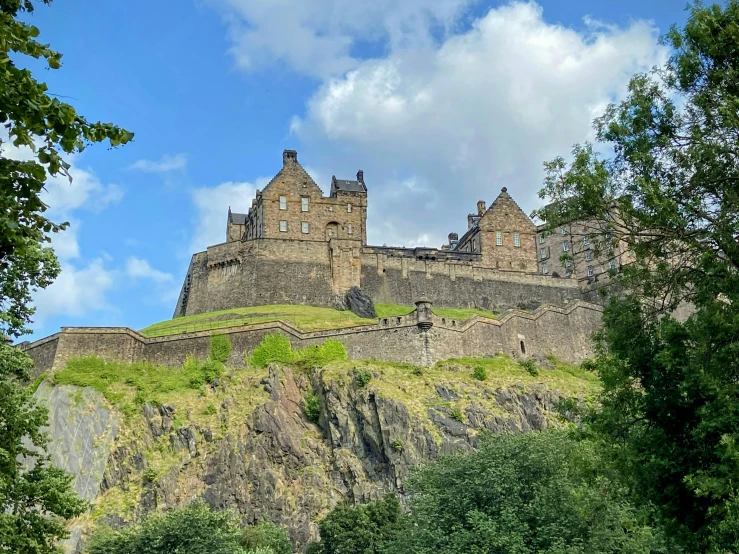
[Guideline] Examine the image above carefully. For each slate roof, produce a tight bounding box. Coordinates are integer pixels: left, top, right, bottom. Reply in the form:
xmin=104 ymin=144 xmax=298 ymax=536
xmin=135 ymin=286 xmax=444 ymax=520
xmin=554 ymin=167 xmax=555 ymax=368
xmin=331 ymin=176 xmax=367 ymax=194
xmin=229 ymin=212 xmax=247 ymax=225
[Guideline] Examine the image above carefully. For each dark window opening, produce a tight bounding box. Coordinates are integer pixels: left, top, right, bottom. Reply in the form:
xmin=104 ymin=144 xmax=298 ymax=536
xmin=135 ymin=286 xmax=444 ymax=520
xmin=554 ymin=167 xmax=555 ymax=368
xmin=396 ymin=317 xmax=401 ymax=324
xmin=520 ymin=341 xmax=526 ymax=354
xmin=382 ymin=319 xmax=388 ymax=325
xmin=442 ymin=318 xmax=446 ymax=324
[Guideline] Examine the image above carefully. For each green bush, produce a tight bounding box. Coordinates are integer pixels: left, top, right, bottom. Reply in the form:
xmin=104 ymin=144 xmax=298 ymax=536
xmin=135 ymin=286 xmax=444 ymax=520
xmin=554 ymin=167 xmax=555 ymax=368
xmin=355 ymin=370 xmax=372 ymax=388
xmin=303 ymin=393 xmax=321 ymax=424
xmin=391 ymin=439 xmax=403 ymax=452
xmin=250 ymin=334 xmax=295 ymax=367
xmin=518 ymin=358 xmax=539 ymax=376
xmin=297 ymin=338 xmax=348 ymax=367
xmin=241 ymin=521 xmax=291 ymax=554
xmin=450 ymin=406 xmax=464 ymax=422
xmin=202 ymin=358 xmax=224 ymax=383
xmin=473 ymin=365 xmax=487 ymax=381
xmin=203 ymin=404 xmax=217 ymax=416
xmin=209 ymin=334 xmax=232 ymax=364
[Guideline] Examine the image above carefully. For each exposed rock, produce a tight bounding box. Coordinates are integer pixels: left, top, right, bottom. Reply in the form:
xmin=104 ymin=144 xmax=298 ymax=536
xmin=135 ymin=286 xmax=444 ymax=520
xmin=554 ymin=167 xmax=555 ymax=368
xmin=345 ymin=287 xmax=377 ymax=318
xmin=32 ymin=362 xmax=586 ymax=552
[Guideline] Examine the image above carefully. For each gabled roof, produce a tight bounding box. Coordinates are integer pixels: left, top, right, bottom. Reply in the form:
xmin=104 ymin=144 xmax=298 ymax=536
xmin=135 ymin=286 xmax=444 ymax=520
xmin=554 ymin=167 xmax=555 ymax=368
xmin=485 ymin=187 xmax=536 ymax=229
xmin=261 ymin=150 xmax=323 ymax=196
xmin=229 ymin=212 xmax=247 ymax=225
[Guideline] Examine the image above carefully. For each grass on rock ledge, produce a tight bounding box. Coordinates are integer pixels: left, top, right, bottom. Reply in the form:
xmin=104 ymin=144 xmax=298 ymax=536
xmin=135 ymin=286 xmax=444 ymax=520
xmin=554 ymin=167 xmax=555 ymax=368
xmin=139 ymin=304 xmax=500 ymax=338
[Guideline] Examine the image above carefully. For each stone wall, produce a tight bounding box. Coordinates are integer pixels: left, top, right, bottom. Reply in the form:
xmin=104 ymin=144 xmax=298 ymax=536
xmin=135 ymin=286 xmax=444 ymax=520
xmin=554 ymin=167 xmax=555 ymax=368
xmin=174 ymin=237 xmax=595 ymax=317
xmin=22 ymin=301 xmax=603 ymax=374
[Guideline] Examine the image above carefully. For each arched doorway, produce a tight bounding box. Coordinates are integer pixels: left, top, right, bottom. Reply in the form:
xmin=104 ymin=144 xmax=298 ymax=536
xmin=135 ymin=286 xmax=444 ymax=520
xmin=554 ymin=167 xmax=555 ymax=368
xmin=325 ymin=222 xmax=339 ymax=240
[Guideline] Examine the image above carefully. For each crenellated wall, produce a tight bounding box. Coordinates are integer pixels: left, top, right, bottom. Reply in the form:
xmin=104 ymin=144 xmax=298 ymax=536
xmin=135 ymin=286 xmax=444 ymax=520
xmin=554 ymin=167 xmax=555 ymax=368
xmin=22 ymin=301 xmax=603 ymax=376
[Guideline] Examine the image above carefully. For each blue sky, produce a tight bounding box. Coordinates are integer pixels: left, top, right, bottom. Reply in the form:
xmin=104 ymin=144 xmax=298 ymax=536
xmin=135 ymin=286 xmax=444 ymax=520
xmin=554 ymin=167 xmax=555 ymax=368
xmin=16 ymin=0 xmax=691 ymax=340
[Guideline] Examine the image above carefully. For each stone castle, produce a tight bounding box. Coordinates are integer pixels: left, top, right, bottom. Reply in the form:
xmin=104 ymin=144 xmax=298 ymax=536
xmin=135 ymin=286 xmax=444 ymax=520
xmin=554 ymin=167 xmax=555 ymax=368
xmin=21 ymin=149 xmax=619 ymax=374
xmin=174 ymin=150 xmax=621 ymax=318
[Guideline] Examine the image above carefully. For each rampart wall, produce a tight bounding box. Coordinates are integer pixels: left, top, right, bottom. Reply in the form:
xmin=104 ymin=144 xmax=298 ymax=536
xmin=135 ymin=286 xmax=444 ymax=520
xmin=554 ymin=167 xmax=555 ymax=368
xmin=175 ymin=238 xmax=598 ymax=317
xmin=22 ymin=301 xmax=603 ymax=377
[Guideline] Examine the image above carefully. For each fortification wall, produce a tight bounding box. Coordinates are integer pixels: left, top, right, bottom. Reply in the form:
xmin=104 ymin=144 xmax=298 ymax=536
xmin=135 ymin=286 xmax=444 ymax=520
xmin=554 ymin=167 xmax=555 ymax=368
xmin=175 ymin=238 xmax=594 ymax=318
xmin=360 ymin=252 xmax=586 ymax=311
xmin=21 ymin=301 xmax=602 ymax=375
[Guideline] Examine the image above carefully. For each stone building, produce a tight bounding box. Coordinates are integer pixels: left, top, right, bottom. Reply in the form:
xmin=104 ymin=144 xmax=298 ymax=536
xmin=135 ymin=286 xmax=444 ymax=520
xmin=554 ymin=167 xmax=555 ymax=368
xmin=174 ymin=150 xmax=606 ymax=318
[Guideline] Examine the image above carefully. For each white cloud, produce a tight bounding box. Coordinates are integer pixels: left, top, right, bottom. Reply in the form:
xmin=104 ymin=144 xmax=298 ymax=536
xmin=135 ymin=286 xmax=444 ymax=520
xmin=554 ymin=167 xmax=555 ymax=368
xmin=130 ymin=153 xmax=188 ymax=173
xmin=211 ymin=0 xmax=475 ymax=78
xmin=125 ymin=257 xmax=174 ymax=284
xmin=189 ymin=179 xmax=269 ymax=253
xmin=31 ymin=259 xmax=116 ymax=326
xmin=278 ymin=1 xmax=667 ymax=247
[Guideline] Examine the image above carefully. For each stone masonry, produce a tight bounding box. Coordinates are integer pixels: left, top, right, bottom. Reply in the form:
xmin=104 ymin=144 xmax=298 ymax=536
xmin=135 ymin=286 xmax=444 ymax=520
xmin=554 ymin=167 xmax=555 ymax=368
xmin=174 ymin=150 xmax=610 ymax=318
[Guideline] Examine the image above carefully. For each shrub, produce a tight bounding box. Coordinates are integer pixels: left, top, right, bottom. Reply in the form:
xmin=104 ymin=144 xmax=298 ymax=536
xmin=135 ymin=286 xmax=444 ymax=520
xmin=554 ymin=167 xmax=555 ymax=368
xmin=297 ymin=338 xmax=348 ymax=368
xmin=209 ymin=334 xmax=232 ymax=364
xmin=203 ymin=404 xmax=217 ymax=416
xmin=250 ymin=334 xmax=295 ymax=367
xmin=303 ymin=393 xmax=321 ymax=424
xmin=450 ymin=406 xmax=464 ymax=422
xmin=411 ymin=366 xmax=423 ymax=376
xmin=391 ymin=439 xmax=403 ymax=452
xmin=518 ymin=359 xmax=539 ymax=376
xmin=473 ymin=365 xmax=487 ymax=381
xmin=202 ymin=358 xmax=224 ymax=383
xmin=241 ymin=520 xmax=292 ymax=554
xmin=355 ymin=370 xmax=372 ymax=388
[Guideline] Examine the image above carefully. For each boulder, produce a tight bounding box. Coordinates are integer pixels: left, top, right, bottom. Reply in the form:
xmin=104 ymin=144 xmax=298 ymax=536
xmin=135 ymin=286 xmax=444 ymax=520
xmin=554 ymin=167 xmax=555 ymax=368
xmin=345 ymin=286 xmax=377 ymax=318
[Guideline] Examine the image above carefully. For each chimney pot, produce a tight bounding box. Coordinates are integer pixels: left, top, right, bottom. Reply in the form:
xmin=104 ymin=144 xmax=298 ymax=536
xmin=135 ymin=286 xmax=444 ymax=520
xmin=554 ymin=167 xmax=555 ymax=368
xmin=477 ymin=200 xmax=486 ymax=216
xmin=283 ymin=149 xmax=298 ymax=165
xmin=448 ymin=232 xmax=459 ymax=242
xmin=357 ymin=169 xmax=364 ymax=182
xmin=501 ymin=186 xmax=507 ymax=193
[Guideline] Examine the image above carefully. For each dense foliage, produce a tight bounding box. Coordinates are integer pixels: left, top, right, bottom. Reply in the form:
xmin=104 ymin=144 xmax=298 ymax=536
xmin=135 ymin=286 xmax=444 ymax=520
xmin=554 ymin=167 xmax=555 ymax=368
xmin=307 ymin=494 xmax=406 ymax=554
xmin=88 ymin=502 xmax=291 ymax=554
xmin=0 ymin=0 xmax=133 ymax=336
xmin=249 ymin=335 xmax=348 ymax=368
xmin=0 ymin=343 xmax=87 ymax=553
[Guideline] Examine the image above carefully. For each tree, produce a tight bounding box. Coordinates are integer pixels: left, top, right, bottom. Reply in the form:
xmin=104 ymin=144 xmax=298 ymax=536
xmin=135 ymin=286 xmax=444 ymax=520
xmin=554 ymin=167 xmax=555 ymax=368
xmin=308 ymin=494 xmax=406 ymax=554
xmin=533 ymin=1 xmax=739 ymax=315
xmin=0 ymin=0 xmax=133 ymax=337
xmin=0 ymin=343 xmax=87 ymax=553
xmin=389 ymin=431 xmax=662 ymax=554
xmin=534 ymin=1 xmax=739 ymax=550
xmin=240 ymin=521 xmax=292 ymax=554
xmin=87 ymin=501 xmax=249 ymax=554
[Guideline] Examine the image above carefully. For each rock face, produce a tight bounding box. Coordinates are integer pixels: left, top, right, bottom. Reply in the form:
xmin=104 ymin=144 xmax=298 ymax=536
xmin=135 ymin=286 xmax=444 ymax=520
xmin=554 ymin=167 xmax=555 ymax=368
xmin=345 ymin=287 xmax=377 ymax=318
xmin=37 ymin=362 xmax=586 ymax=552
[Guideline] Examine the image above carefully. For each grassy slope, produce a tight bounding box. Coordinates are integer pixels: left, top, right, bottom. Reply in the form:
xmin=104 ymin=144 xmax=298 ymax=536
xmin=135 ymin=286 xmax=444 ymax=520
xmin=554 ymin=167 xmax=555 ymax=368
xmin=139 ymin=304 xmax=499 ymax=338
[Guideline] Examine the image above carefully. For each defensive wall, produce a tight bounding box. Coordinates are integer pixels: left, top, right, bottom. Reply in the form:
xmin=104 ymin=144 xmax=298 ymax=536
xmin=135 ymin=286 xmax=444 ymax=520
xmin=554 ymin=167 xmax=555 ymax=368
xmin=22 ymin=300 xmax=603 ymax=379
xmin=174 ymin=237 xmax=596 ymax=318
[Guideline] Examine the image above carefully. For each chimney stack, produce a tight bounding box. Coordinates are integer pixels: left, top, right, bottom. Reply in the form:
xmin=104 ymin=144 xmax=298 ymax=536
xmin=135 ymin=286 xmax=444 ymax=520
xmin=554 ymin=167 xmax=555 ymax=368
xmin=477 ymin=200 xmax=486 ymax=216
xmin=283 ymin=149 xmax=298 ymax=166
xmin=357 ymin=169 xmax=364 ymax=182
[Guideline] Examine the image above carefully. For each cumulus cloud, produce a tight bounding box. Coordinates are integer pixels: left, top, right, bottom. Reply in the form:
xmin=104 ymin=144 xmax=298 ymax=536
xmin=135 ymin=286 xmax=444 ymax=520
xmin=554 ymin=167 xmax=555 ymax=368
xmin=189 ymin=179 xmax=269 ymax=253
xmin=130 ymin=153 xmax=188 ymax=173
xmin=211 ymin=0 xmax=475 ymax=78
xmin=125 ymin=257 xmax=174 ymax=284
xmin=282 ymin=1 xmax=667 ymax=247
xmin=31 ymin=259 xmax=116 ymax=326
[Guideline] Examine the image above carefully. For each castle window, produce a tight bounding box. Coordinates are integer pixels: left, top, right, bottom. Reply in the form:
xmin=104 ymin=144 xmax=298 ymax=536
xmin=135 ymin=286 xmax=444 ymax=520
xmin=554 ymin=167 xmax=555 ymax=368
xmin=279 ymin=196 xmax=287 ymax=210
xmin=301 ymin=197 xmax=309 ymax=212
xmin=539 ymin=234 xmax=545 ymax=244
xmin=348 ymin=224 xmax=353 ymax=235
xmin=587 ymin=265 xmax=594 ymax=277
xmin=585 ymin=250 xmax=592 ymax=261
xmin=301 ymin=222 xmax=310 ymax=234
xmin=583 ymin=235 xmax=591 ymax=246
xmin=347 ymin=203 xmax=352 ymax=212
xmin=279 ymin=220 xmax=287 ymax=232
xmin=563 ymin=240 xmax=570 ymax=252
xmin=565 ymin=258 xmax=572 ymax=268
xmin=607 ymin=243 xmax=614 ymax=254
xmin=496 ymin=231 xmax=502 ymax=246
xmin=540 ymin=248 xmax=547 ymax=260
xmin=513 ymin=232 xmax=520 ymax=247
xmin=542 ymin=262 xmax=548 ymax=274
xmin=609 ymin=258 xmax=617 ymax=270
xmin=561 ymin=226 xmax=567 ymax=235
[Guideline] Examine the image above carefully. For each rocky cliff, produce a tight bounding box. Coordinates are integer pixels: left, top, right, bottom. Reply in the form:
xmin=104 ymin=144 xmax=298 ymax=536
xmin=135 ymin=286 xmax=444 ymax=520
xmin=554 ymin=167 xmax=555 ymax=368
xmin=34 ymin=355 xmax=599 ymax=552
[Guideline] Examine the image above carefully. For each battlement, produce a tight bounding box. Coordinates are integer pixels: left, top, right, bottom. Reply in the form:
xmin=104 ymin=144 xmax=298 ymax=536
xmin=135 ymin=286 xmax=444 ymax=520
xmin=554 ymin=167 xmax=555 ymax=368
xmin=22 ymin=300 xmax=603 ymax=378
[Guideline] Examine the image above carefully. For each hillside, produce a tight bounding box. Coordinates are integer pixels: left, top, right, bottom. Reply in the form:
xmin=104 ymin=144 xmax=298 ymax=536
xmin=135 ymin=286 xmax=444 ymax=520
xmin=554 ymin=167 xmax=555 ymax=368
xmin=34 ymin=337 xmax=599 ymax=552
xmin=139 ymin=304 xmax=500 ymax=337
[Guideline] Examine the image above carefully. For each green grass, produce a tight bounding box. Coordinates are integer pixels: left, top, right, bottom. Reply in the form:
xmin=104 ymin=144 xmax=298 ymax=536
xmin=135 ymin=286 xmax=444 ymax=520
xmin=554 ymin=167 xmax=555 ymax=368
xmin=140 ymin=303 xmax=497 ymax=338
